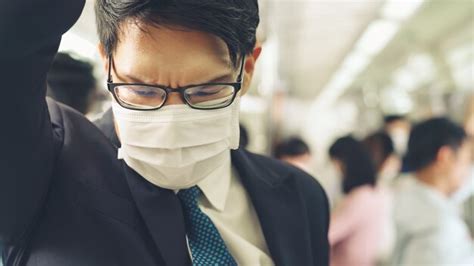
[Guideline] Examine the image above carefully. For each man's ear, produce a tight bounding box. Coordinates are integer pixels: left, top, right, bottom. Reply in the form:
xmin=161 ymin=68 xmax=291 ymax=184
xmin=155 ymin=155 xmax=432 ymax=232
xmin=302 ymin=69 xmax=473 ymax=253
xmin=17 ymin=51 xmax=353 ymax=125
xmin=240 ymin=45 xmax=263 ymax=95
xmin=437 ymin=146 xmax=455 ymax=167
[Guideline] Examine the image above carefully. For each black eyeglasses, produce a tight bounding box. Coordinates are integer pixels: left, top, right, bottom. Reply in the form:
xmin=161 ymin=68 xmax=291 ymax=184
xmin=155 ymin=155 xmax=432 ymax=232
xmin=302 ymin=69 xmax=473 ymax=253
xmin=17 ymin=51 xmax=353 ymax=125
xmin=107 ymin=56 xmax=245 ymax=111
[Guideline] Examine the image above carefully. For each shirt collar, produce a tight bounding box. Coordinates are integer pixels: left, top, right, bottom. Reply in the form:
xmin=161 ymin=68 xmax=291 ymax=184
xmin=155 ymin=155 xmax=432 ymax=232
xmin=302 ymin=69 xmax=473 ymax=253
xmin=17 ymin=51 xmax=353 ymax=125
xmin=197 ymin=151 xmax=232 ymax=212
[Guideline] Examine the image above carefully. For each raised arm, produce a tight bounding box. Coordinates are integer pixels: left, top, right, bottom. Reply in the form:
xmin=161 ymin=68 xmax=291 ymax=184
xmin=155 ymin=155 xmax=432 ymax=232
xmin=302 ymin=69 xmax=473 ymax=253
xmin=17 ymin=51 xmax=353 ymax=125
xmin=0 ymin=0 xmax=85 ymax=244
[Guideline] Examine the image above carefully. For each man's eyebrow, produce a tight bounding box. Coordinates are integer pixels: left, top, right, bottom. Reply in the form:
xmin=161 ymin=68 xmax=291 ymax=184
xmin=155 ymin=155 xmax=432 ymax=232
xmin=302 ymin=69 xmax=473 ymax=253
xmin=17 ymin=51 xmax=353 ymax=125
xmin=122 ymin=74 xmax=146 ymax=83
xmin=121 ymin=72 xmax=235 ymax=86
xmin=203 ymin=73 xmax=235 ymax=84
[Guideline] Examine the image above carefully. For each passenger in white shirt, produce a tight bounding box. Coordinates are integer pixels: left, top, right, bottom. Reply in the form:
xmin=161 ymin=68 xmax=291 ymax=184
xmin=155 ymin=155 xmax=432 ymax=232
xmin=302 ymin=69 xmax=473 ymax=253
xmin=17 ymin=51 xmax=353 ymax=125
xmin=392 ymin=117 xmax=474 ymax=266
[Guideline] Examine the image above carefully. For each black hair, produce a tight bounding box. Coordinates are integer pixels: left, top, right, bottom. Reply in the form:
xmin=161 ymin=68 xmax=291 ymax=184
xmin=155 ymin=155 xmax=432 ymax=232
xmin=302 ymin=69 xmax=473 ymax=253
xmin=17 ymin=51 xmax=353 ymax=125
xmin=384 ymin=115 xmax=406 ymax=124
xmin=95 ymin=0 xmax=259 ymax=67
xmin=405 ymin=117 xmax=467 ymax=171
xmin=363 ymin=131 xmax=395 ymax=171
xmin=329 ymin=136 xmax=377 ymax=194
xmin=47 ymin=53 xmax=96 ymax=114
xmin=275 ymin=137 xmax=310 ymax=159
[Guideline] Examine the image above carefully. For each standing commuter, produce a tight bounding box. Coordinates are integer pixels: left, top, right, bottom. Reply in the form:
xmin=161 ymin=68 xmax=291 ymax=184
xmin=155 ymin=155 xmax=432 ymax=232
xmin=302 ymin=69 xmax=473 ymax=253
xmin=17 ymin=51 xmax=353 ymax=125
xmin=0 ymin=0 xmax=330 ymax=265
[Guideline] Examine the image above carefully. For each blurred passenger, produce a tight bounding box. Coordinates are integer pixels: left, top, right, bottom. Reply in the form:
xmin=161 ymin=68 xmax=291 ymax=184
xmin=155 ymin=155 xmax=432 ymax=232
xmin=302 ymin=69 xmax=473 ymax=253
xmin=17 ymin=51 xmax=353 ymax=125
xmin=392 ymin=117 xmax=473 ymax=266
xmin=363 ymin=131 xmax=401 ymax=186
xmin=47 ymin=52 xmax=97 ymax=114
xmin=362 ymin=131 xmax=398 ymax=263
xmin=383 ymin=115 xmax=411 ymax=157
xmin=458 ymin=94 xmax=474 ymax=236
xmin=328 ymin=136 xmax=390 ymax=266
xmin=275 ymin=137 xmax=313 ymax=173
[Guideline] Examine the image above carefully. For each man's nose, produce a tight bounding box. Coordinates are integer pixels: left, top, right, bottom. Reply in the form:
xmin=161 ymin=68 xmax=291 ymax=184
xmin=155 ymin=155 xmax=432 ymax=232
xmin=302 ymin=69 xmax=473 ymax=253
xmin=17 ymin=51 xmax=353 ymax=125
xmin=164 ymin=90 xmax=185 ymax=106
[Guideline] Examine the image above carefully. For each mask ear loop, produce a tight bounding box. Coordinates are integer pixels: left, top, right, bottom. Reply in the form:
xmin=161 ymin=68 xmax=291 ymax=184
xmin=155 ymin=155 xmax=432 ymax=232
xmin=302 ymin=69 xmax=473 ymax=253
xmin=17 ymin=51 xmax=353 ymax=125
xmin=233 ymin=56 xmax=246 ymax=101
xmin=107 ymin=55 xmax=113 ymax=83
xmin=236 ymin=56 xmax=245 ymax=83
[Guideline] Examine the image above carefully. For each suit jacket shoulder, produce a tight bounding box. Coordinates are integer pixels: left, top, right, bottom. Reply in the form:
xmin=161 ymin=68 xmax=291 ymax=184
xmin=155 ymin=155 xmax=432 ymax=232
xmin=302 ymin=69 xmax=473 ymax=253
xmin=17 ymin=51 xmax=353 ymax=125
xmin=240 ymin=150 xmax=329 ymax=208
xmin=46 ymin=98 xmax=132 ymax=201
xmin=232 ymin=149 xmax=330 ymax=266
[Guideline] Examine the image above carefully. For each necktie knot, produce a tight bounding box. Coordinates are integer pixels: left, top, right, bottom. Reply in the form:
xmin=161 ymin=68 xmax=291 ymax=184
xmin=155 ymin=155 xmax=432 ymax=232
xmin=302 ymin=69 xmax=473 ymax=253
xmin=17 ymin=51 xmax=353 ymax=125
xmin=177 ymin=186 xmax=201 ymax=208
xmin=177 ymin=185 xmax=237 ymax=265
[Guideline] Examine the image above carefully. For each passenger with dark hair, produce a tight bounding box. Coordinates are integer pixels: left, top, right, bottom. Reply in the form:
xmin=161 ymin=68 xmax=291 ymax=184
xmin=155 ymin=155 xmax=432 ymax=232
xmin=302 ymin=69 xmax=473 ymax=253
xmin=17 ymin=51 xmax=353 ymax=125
xmin=328 ymin=136 xmax=390 ymax=266
xmin=0 ymin=0 xmax=330 ymax=265
xmin=392 ymin=117 xmax=473 ymax=265
xmin=274 ymin=137 xmax=313 ymax=173
xmin=362 ymin=131 xmax=399 ymax=262
xmin=384 ymin=115 xmax=406 ymax=125
xmin=363 ymin=131 xmax=401 ymax=186
xmin=47 ymin=52 xmax=97 ymax=114
xmin=329 ymin=136 xmax=377 ymax=193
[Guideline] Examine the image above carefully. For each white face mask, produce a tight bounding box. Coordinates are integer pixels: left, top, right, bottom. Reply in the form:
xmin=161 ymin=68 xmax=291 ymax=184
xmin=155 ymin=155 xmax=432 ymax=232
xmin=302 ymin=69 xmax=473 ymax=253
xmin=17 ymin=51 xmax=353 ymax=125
xmin=112 ymin=98 xmax=240 ymax=190
xmin=389 ymin=128 xmax=409 ymax=156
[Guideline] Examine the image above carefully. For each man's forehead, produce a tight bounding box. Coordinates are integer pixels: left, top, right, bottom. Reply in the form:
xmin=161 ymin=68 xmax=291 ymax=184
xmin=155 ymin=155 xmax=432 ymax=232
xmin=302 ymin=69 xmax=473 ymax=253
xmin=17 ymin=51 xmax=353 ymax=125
xmin=111 ymin=22 xmax=238 ymax=86
xmin=116 ymin=21 xmax=232 ymax=66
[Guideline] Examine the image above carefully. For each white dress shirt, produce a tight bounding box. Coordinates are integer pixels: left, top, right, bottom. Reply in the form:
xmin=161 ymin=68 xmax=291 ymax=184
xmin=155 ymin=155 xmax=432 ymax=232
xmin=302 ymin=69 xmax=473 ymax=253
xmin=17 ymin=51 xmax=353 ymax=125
xmin=392 ymin=176 xmax=474 ymax=266
xmin=193 ymin=151 xmax=275 ymax=265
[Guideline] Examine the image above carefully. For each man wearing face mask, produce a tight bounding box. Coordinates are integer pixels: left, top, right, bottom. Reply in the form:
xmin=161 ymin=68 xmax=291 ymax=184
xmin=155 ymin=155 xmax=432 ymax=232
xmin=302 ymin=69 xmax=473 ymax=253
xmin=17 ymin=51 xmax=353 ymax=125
xmin=383 ymin=115 xmax=411 ymax=157
xmin=383 ymin=115 xmax=414 ymax=175
xmin=0 ymin=0 xmax=330 ymax=265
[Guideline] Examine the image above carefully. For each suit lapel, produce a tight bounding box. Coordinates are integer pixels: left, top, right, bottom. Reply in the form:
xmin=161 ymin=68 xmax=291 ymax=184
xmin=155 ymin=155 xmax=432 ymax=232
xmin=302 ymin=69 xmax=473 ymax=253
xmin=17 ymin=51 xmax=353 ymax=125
xmin=123 ymin=163 xmax=191 ymax=266
xmin=231 ymin=149 xmax=313 ymax=266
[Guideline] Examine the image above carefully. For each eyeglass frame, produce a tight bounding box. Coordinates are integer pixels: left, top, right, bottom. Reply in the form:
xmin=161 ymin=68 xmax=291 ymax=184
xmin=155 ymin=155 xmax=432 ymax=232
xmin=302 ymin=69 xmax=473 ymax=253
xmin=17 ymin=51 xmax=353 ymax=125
xmin=106 ymin=55 xmax=246 ymax=111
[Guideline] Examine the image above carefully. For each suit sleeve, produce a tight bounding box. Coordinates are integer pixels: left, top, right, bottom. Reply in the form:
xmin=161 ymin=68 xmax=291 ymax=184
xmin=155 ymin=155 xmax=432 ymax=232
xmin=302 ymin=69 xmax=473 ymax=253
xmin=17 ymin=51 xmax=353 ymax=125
xmin=318 ymin=183 xmax=330 ymax=266
xmin=0 ymin=0 xmax=85 ymax=244
xmin=299 ymin=173 xmax=330 ymax=266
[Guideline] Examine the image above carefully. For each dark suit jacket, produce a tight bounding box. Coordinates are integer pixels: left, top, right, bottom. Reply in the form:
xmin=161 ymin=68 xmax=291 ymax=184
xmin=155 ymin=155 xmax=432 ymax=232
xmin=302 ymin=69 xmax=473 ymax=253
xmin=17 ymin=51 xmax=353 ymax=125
xmin=0 ymin=0 xmax=330 ymax=265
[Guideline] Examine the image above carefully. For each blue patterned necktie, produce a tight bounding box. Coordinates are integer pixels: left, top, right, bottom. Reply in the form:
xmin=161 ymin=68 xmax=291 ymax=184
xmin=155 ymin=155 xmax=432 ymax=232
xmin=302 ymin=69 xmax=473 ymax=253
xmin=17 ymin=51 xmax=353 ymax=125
xmin=177 ymin=186 xmax=237 ymax=266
